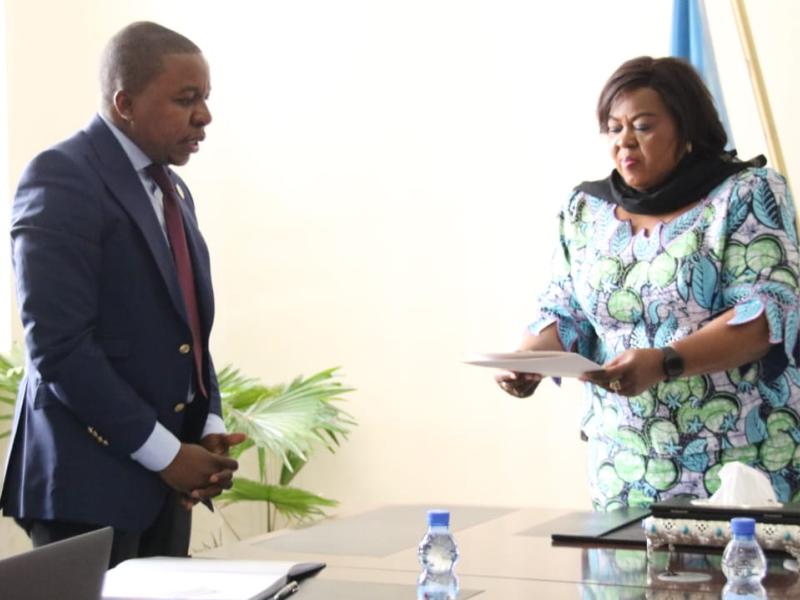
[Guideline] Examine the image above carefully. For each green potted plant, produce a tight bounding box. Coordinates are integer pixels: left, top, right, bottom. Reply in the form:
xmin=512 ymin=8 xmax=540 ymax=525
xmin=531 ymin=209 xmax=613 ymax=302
xmin=0 ymin=352 xmax=23 ymax=440
xmin=0 ymin=353 xmax=355 ymax=534
xmin=216 ymin=365 xmax=355 ymax=533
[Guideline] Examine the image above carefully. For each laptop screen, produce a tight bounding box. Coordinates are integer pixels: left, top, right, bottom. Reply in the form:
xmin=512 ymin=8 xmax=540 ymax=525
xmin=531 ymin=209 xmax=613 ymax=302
xmin=0 ymin=526 xmax=112 ymax=600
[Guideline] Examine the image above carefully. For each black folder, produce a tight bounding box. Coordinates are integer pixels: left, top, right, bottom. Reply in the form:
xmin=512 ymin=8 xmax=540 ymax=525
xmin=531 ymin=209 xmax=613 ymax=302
xmin=519 ymin=507 xmax=651 ymax=546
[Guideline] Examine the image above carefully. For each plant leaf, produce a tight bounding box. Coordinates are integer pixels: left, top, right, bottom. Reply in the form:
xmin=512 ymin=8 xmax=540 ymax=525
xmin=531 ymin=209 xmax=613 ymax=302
xmin=218 ymin=478 xmax=337 ymax=523
xmin=222 ymin=366 xmax=356 ymax=471
xmin=279 ymin=452 xmax=308 ymax=486
xmin=0 ymin=350 xmax=23 ymax=439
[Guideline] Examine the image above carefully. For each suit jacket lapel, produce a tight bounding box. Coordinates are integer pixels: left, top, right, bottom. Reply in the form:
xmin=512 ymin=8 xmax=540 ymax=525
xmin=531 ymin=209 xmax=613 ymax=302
xmin=82 ymin=116 xmax=189 ymax=324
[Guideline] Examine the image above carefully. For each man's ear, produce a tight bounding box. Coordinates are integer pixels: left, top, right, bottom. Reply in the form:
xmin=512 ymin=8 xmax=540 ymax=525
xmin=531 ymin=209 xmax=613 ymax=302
xmin=113 ymin=90 xmax=134 ymax=123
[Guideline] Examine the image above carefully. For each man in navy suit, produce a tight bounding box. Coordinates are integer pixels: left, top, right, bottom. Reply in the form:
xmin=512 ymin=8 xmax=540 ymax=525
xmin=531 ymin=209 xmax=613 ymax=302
xmin=0 ymin=22 xmax=244 ymax=566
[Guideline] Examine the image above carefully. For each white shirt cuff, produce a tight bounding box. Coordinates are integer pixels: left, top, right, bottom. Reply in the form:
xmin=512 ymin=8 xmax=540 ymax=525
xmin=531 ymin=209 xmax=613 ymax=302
xmin=130 ymin=421 xmax=181 ymax=472
xmin=202 ymin=413 xmax=227 ymax=438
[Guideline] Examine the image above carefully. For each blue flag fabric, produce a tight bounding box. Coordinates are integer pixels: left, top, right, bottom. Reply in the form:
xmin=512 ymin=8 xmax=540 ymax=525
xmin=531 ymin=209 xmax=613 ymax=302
xmin=671 ymin=0 xmax=734 ymax=147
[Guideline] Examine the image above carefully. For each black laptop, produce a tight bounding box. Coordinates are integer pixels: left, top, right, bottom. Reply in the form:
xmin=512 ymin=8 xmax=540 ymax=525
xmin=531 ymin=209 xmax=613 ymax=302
xmin=0 ymin=527 xmax=112 ymax=600
xmin=651 ymin=496 xmax=800 ymax=525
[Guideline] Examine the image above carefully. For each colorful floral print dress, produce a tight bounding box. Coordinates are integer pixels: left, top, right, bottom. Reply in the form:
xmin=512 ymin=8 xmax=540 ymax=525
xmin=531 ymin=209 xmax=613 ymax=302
xmin=529 ymin=168 xmax=800 ymax=510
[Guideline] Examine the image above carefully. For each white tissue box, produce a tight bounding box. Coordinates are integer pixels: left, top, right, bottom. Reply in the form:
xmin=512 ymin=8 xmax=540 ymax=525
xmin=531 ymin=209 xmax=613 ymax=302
xmin=643 ymin=515 xmax=800 ymax=560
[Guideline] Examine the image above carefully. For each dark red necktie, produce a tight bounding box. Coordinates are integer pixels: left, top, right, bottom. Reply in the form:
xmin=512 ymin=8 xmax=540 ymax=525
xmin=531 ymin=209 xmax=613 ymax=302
xmin=145 ymin=164 xmax=208 ymax=399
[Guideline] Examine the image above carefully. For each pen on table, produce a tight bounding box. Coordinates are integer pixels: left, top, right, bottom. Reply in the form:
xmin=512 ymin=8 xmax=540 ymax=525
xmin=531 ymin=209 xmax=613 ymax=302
xmin=271 ymin=580 xmax=299 ymax=600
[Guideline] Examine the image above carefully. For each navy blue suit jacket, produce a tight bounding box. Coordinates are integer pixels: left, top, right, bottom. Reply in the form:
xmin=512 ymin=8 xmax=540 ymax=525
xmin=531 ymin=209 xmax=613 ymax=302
xmin=0 ymin=115 xmax=221 ymax=531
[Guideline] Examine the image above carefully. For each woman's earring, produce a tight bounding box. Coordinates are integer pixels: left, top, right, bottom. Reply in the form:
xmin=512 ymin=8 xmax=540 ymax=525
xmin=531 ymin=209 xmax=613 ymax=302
xmin=686 ymin=141 xmax=693 ymax=154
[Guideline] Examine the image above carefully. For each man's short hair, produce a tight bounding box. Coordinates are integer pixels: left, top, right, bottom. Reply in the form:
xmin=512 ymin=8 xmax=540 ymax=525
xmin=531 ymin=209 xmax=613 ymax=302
xmin=99 ymin=21 xmax=201 ymax=110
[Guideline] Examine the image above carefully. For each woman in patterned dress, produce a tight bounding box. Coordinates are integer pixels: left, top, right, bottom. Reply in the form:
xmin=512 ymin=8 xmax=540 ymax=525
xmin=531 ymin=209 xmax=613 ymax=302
xmin=496 ymin=56 xmax=800 ymax=510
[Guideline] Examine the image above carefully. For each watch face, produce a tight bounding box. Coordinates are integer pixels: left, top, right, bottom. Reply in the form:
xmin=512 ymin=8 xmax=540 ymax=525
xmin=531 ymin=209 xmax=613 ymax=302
xmin=662 ymin=347 xmax=684 ymax=379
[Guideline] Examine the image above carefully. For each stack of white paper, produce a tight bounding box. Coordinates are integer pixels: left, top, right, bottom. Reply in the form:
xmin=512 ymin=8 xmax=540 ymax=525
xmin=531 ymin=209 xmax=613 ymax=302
xmin=463 ymin=351 xmax=601 ymax=377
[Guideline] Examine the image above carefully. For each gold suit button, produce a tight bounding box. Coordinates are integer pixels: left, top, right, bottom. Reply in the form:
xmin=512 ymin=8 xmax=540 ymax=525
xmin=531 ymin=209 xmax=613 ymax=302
xmin=174 ymin=402 xmax=186 ymax=413
xmin=178 ymin=343 xmax=191 ymax=354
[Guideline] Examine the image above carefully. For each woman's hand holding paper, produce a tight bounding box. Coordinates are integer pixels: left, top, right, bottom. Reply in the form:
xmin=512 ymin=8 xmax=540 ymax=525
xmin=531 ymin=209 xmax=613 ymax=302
xmin=580 ymin=348 xmax=664 ymax=397
xmin=495 ymin=371 xmax=542 ymax=398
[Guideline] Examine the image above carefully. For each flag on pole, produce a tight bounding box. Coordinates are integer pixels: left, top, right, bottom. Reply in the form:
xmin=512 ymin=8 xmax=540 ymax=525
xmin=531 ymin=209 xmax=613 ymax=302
xmin=671 ymin=0 xmax=734 ymax=148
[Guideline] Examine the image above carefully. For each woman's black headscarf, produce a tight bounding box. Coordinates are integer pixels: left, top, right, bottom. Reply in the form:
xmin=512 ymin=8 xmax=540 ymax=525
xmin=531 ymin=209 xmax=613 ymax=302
xmin=576 ymin=151 xmax=766 ymax=216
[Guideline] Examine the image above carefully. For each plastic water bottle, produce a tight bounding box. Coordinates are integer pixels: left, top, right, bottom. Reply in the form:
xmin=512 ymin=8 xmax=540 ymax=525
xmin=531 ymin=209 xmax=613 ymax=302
xmin=721 ymin=517 xmax=767 ymax=599
xmin=417 ymin=509 xmax=459 ymax=600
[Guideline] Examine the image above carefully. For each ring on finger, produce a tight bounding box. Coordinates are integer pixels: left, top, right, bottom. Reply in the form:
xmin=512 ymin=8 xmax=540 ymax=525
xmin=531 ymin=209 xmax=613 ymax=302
xmin=609 ymin=379 xmax=622 ymax=392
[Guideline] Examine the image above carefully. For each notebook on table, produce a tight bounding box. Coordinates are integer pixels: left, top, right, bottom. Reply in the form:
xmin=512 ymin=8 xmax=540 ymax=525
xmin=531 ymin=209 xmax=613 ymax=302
xmin=102 ymin=556 xmax=325 ymax=600
xmin=0 ymin=526 xmax=113 ymax=600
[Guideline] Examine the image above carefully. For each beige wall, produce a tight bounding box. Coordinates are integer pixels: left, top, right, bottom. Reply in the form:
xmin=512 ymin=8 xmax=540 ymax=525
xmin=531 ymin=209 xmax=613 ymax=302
xmin=1 ymin=0 xmax=798 ymax=555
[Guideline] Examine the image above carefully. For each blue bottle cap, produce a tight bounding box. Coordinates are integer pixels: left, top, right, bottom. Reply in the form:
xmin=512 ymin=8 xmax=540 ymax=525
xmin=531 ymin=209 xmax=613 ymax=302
xmin=427 ymin=510 xmax=450 ymax=527
xmin=730 ymin=517 xmax=756 ymax=536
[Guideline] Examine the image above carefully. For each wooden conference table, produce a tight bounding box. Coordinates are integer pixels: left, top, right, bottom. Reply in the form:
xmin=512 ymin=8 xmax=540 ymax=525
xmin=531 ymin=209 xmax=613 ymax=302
xmin=202 ymin=505 xmax=800 ymax=598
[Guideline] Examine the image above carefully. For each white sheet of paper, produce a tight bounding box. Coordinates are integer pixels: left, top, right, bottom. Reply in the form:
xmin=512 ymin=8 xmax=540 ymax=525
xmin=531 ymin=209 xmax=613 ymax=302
xmin=464 ymin=351 xmax=602 ymax=377
xmin=102 ymin=557 xmax=296 ymax=600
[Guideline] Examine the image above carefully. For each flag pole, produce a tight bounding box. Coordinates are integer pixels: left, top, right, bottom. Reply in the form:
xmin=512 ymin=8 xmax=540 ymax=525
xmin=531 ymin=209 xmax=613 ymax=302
xmin=730 ymin=0 xmax=787 ymax=178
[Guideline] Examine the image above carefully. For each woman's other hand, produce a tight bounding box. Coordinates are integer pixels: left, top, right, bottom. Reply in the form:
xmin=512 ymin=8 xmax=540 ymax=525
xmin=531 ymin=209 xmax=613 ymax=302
xmin=495 ymin=370 xmax=542 ymax=398
xmin=496 ymin=324 xmax=562 ymax=397
xmin=581 ymin=348 xmax=663 ymax=397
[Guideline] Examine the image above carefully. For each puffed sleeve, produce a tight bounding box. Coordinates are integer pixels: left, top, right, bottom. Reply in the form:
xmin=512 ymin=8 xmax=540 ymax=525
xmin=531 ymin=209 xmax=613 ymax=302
xmin=528 ymin=191 xmax=598 ymax=357
xmin=720 ymin=169 xmax=800 ymax=373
